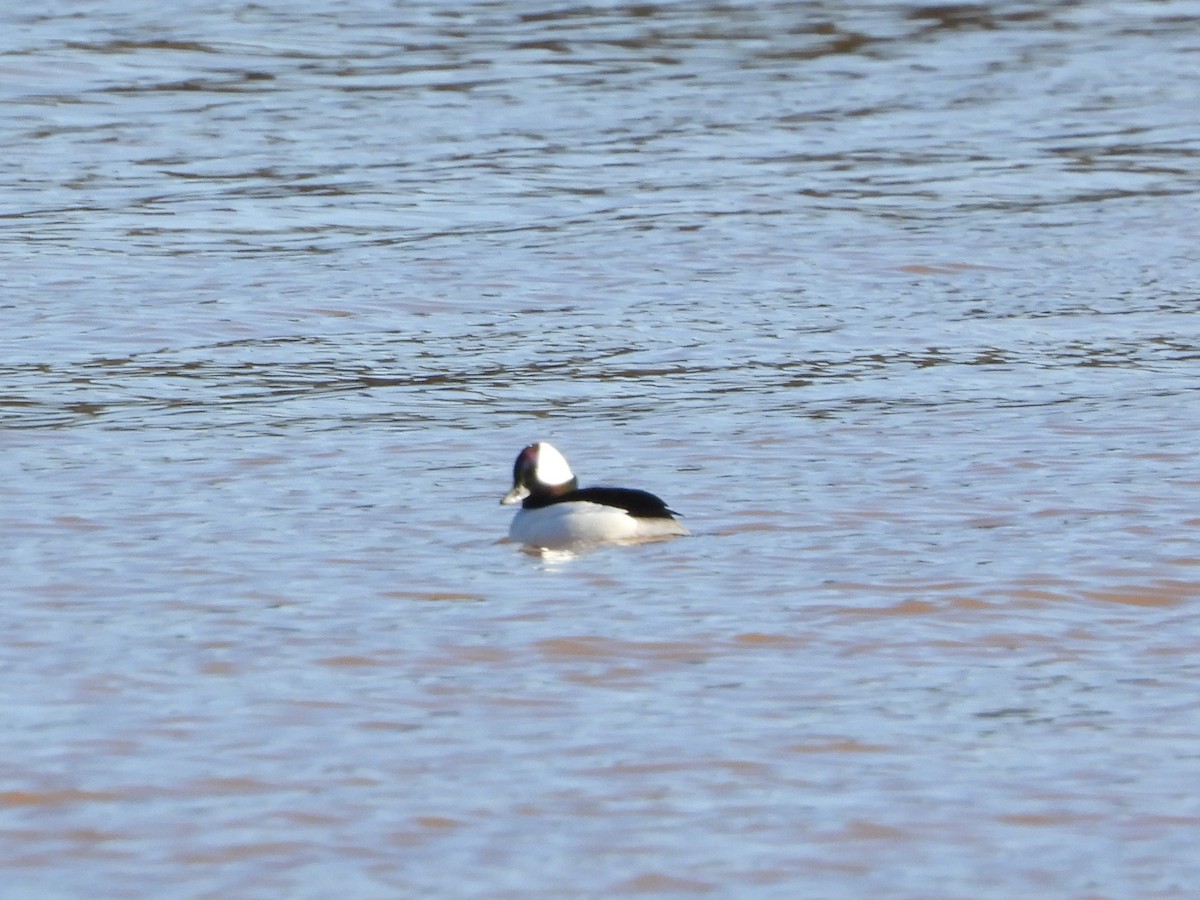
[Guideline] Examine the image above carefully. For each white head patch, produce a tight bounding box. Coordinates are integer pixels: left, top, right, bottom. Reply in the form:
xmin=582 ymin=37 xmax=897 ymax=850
xmin=535 ymin=442 xmax=575 ymax=486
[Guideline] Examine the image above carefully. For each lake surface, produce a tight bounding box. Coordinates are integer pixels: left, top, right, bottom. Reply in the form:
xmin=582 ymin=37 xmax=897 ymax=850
xmin=3 ymin=1 xmax=1200 ymax=896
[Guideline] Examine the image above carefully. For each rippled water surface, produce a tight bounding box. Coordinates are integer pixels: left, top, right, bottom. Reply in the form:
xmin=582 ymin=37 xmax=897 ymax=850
xmin=4 ymin=1 xmax=1200 ymax=896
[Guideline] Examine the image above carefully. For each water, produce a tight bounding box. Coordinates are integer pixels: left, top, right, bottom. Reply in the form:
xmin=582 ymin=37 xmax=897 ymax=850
xmin=3 ymin=1 xmax=1200 ymax=896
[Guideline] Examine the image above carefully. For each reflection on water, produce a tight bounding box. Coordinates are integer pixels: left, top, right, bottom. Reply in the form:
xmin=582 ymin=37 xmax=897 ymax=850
xmin=3 ymin=0 xmax=1200 ymax=896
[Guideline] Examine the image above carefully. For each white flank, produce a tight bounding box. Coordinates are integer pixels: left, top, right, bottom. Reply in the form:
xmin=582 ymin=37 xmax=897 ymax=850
xmin=509 ymin=502 xmax=689 ymax=549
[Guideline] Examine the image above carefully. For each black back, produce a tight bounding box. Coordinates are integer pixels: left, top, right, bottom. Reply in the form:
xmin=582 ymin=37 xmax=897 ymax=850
xmin=525 ymin=485 xmax=679 ymax=520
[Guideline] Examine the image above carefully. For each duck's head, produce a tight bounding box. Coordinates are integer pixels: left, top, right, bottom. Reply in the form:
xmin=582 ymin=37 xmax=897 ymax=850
xmin=501 ymin=442 xmax=578 ymax=505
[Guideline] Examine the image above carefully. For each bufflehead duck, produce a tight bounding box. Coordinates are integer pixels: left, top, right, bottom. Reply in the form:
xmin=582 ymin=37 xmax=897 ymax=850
xmin=501 ymin=442 xmax=689 ymax=549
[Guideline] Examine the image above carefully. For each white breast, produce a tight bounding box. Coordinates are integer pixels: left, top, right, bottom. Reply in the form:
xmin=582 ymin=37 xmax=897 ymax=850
xmin=509 ymin=501 xmax=688 ymax=549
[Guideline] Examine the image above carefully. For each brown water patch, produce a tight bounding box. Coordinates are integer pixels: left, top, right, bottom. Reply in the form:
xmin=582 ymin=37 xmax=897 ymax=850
xmin=274 ymin=811 xmax=345 ymax=826
xmin=737 ymin=868 xmax=810 ymax=886
xmin=0 ymin=789 xmax=121 ymax=808
xmin=72 ymin=738 xmax=142 ymax=757
xmin=284 ymin=699 xmax=352 ymax=714
xmin=356 ymin=720 xmax=422 ymax=732
xmin=233 ymin=454 xmax=288 ymax=468
xmin=30 ymin=582 xmax=96 ymax=602
xmin=732 ymin=632 xmax=807 ymax=648
xmin=1164 ymin=556 xmax=1200 ymax=568
xmin=148 ymin=724 xmax=196 ymax=741
xmin=178 ymin=842 xmax=310 ymax=864
xmin=317 ymin=655 xmax=385 ymax=667
xmin=579 ymin=759 xmax=769 ymax=778
xmin=714 ymin=521 xmax=801 ymax=535
xmin=610 ymin=873 xmax=718 ymax=894
xmin=965 ymin=514 xmax=1020 ymax=529
xmin=809 ymin=820 xmax=914 ymax=844
xmin=583 ymin=573 xmax=626 ymax=589
xmin=1083 ymin=580 xmax=1195 ymax=607
xmin=842 ymin=598 xmax=940 ymax=616
xmin=307 ymin=307 xmax=357 ymax=317
xmin=414 ymin=816 xmax=464 ymax=830
xmin=843 ymin=820 xmax=910 ymax=841
xmin=389 ymin=817 xmax=468 ymax=848
xmin=536 ymin=636 xmax=712 ymax=663
xmin=994 ymin=587 xmax=1076 ymax=605
xmin=191 ymin=777 xmax=283 ymax=797
xmin=786 ymin=739 xmax=892 ymax=754
xmin=1 ymin=829 xmax=133 ymax=866
xmin=63 ymin=828 xmax=125 ymax=844
xmin=534 ymin=636 xmax=716 ymax=687
xmin=386 ymin=591 xmax=486 ymax=602
xmin=1031 ymin=505 xmax=1127 ymax=519
xmin=997 ymin=812 xmax=1107 ymax=827
xmin=951 ymin=597 xmax=998 ymax=611
xmin=565 ymin=667 xmax=658 ymax=687
xmin=53 ymin=515 xmax=105 ymax=531
xmin=1127 ymin=814 xmax=1200 ymax=829
xmin=729 ymin=506 xmax=794 ymax=517
xmin=1146 ymin=641 xmax=1200 ymax=659
xmin=470 ymin=695 xmax=569 ymax=711
xmin=895 ymin=261 xmax=1007 ymax=274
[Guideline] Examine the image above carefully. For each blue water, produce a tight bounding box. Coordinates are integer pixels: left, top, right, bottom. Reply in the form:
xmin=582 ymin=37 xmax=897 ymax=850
xmin=4 ymin=1 xmax=1200 ymax=896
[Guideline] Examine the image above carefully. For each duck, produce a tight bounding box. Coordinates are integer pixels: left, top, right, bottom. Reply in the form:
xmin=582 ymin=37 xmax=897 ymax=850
xmin=500 ymin=442 xmax=689 ymax=549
